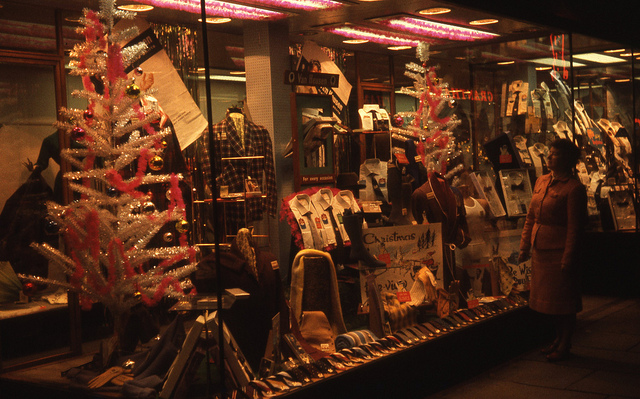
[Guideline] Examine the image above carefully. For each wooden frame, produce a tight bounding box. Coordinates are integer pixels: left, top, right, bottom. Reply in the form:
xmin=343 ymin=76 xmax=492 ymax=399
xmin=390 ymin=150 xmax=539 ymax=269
xmin=290 ymin=92 xmax=335 ymax=191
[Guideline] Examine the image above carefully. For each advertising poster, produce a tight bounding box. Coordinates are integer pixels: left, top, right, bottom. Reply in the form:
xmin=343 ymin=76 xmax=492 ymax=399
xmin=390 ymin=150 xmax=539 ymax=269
xmin=359 ymin=224 xmax=443 ymax=305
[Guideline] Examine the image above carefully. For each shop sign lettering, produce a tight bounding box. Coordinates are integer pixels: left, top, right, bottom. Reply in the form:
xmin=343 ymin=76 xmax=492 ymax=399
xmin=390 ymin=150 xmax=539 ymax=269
xmin=449 ymin=88 xmax=494 ymax=102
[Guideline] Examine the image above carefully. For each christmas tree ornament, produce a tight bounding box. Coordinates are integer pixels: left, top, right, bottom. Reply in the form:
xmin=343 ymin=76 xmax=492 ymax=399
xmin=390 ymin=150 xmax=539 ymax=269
xmin=106 ymin=186 xmax=118 ymax=197
xmin=175 ymin=219 xmax=189 ymax=234
xmin=71 ymin=126 xmax=86 ymax=140
xmin=83 ymin=109 xmax=94 ymax=120
xmin=134 ymin=67 xmax=144 ymax=76
xmin=126 ymin=82 xmax=141 ymax=98
xmin=22 ymin=282 xmax=37 ymax=297
xmin=392 ymin=114 xmax=405 ymax=128
xmin=44 ymin=218 xmax=59 ymax=235
xmin=160 ymin=139 xmax=168 ymax=149
xmin=148 ymin=155 xmax=164 ymax=171
xmin=165 ymin=188 xmax=172 ymax=200
xmin=163 ymin=232 xmax=174 ymax=242
xmin=142 ymin=201 xmax=155 ymax=214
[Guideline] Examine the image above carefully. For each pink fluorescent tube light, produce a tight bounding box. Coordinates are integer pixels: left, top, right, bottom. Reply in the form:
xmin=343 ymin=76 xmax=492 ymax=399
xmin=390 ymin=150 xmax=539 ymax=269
xmin=379 ymin=16 xmax=498 ymax=41
xmin=326 ymin=25 xmax=427 ymax=47
xmin=127 ymin=0 xmax=287 ymax=20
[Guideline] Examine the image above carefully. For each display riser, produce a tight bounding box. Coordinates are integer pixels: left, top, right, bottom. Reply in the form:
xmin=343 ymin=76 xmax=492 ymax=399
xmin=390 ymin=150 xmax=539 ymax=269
xmin=279 ymin=306 xmax=552 ymax=399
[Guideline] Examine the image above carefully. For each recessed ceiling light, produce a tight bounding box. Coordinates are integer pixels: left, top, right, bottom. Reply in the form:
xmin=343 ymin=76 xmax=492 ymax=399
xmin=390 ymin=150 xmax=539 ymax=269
xmin=198 ymin=17 xmax=232 ymax=24
xmin=469 ymin=19 xmax=499 ymax=26
xmin=343 ymin=39 xmax=369 ymax=44
xmin=117 ymin=4 xmax=154 ymax=12
xmin=418 ymin=7 xmax=451 ymax=15
xmin=615 ymin=78 xmax=630 ymax=82
xmin=530 ymin=57 xmax=586 ymax=68
xmin=229 ymin=71 xmax=246 ymax=75
xmin=604 ymin=48 xmax=626 ymax=53
xmin=573 ymin=53 xmax=626 ymax=64
xmin=536 ymin=66 xmax=552 ymax=71
xmin=620 ymin=53 xmax=633 ymax=57
xmin=497 ymin=60 xmax=514 ymax=65
xmin=388 ymin=45 xmax=413 ymax=51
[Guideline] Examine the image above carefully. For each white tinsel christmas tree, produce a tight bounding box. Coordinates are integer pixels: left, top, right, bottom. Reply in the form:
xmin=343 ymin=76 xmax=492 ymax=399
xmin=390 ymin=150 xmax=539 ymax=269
xmin=19 ymin=1 xmax=197 ymax=337
xmin=395 ymin=43 xmax=461 ymax=177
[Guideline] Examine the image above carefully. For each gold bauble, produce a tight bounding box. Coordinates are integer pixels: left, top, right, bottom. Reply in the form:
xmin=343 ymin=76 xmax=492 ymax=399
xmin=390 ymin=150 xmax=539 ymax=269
xmin=148 ymin=155 xmax=164 ymax=171
xmin=175 ymin=219 xmax=190 ymax=234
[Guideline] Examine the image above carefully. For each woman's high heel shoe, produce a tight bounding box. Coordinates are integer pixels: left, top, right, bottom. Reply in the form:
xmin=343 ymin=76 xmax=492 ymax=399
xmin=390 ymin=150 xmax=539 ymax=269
xmin=540 ymin=342 xmax=559 ymax=355
xmin=546 ymin=348 xmax=571 ymax=362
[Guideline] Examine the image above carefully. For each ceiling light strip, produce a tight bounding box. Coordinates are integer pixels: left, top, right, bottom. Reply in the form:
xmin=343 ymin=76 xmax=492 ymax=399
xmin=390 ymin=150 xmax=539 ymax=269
xmin=326 ymin=25 xmax=423 ymax=46
xmin=380 ymin=16 xmax=498 ymax=41
xmin=246 ymin=0 xmax=343 ymax=10
xmin=130 ymin=0 xmax=286 ymax=20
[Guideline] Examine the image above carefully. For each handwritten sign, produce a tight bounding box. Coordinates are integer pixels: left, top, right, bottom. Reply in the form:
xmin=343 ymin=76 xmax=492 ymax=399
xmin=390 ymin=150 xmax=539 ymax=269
xmin=359 ymin=224 xmax=443 ymax=305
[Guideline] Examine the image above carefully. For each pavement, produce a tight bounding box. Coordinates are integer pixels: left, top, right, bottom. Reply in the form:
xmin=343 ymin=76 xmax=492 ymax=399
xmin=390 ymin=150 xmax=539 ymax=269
xmin=426 ymin=295 xmax=640 ymax=398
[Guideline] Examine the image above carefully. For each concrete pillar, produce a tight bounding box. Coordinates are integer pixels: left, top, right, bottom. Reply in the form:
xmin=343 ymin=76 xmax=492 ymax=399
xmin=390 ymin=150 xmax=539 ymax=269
xmin=243 ymin=20 xmax=293 ymax=277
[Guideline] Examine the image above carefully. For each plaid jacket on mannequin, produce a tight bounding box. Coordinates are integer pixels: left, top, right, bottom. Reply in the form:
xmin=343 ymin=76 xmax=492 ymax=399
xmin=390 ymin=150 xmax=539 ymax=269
xmin=202 ymin=115 xmax=277 ymax=232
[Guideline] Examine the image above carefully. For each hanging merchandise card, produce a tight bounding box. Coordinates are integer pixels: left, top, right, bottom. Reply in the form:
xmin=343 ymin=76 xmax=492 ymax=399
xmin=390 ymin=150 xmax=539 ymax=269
xmin=470 ymin=171 xmax=506 ymax=218
xmin=499 ymin=169 xmax=533 ymax=217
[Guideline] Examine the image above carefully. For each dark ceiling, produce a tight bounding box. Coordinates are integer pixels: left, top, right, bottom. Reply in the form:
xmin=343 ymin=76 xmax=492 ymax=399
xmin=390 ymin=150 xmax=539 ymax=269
xmin=2 ymin=0 xmax=636 ymax=65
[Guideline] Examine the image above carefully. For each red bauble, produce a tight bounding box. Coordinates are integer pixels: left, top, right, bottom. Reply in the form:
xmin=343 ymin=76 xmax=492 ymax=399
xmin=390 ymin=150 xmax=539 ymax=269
xmin=71 ymin=126 xmax=86 ymax=139
xmin=134 ymin=67 xmax=144 ymax=76
xmin=22 ymin=282 xmax=37 ymax=297
xmin=392 ymin=115 xmax=404 ymax=128
xmin=83 ymin=109 xmax=94 ymax=120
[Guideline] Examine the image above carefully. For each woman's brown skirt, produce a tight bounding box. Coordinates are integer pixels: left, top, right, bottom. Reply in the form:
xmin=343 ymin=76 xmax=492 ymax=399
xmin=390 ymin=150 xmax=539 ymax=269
xmin=529 ymin=248 xmax=582 ymax=315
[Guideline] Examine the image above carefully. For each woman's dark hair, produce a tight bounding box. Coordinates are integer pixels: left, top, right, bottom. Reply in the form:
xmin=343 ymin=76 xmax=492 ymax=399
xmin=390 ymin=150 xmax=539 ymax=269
xmin=550 ymin=138 xmax=581 ymax=168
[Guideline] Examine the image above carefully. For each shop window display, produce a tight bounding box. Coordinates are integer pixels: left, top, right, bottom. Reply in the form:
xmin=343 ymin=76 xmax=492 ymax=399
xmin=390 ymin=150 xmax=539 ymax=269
xmin=0 ymin=0 xmax=638 ymax=397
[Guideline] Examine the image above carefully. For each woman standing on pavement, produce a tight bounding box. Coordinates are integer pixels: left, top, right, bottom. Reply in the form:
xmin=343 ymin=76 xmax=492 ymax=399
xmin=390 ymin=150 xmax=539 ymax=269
xmin=518 ymin=138 xmax=588 ymax=362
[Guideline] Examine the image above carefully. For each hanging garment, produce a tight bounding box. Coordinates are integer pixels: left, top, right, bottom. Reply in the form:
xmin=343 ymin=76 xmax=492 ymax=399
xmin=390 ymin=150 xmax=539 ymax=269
xmin=201 ymin=115 xmax=277 ymax=230
xmin=289 ymin=194 xmax=328 ymax=250
xmin=358 ymin=158 xmax=389 ymax=203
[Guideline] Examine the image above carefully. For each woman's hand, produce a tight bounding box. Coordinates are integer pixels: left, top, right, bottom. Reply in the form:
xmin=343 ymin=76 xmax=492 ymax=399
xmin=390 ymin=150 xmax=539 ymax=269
xmin=517 ymin=250 xmax=530 ymax=264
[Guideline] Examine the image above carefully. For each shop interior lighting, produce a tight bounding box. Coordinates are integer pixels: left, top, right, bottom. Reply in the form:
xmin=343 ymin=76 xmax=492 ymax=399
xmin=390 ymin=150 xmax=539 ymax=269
xmin=326 ymin=25 xmax=421 ymax=47
xmin=529 ymin=57 xmax=586 ymax=68
xmin=619 ymin=53 xmax=633 ymax=57
xmin=604 ymin=48 xmax=626 ymax=53
xmin=242 ymin=0 xmax=344 ymax=10
xmin=229 ymin=70 xmax=246 ymax=75
xmin=615 ymin=78 xmax=630 ymax=82
xmin=497 ymin=60 xmax=514 ymax=65
xmin=127 ymin=0 xmax=286 ymax=20
xmin=469 ymin=18 xmax=499 ymax=26
xmin=377 ymin=16 xmax=498 ymax=41
xmin=418 ymin=7 xmax=451 ymax=15
xmin=535 ymin=66 xmax=552 ymax=71
xmin=118 ymin=4 xmax=155 ymax=11
xmin=388 ymin=45 xmax=413 ymax=51
xmin=573 ymin=53 xmax=626 ymax=64
xmin=343 ymin=39 xmax=369 ymax=44
xmin=198 ymin=17 xmax=232 ymax=24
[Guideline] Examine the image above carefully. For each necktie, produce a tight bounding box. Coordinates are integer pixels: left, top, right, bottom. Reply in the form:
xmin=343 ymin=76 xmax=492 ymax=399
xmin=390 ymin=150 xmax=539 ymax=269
xmin=326 ymin=205 xmax=344 ymax=247
xmin=370 ymin=174 xmax=387 ymax=203
xmin=512 ymin=91 xmax=520 ymax=115
xmin=305 ymin=212 xmax=324 ymax=250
